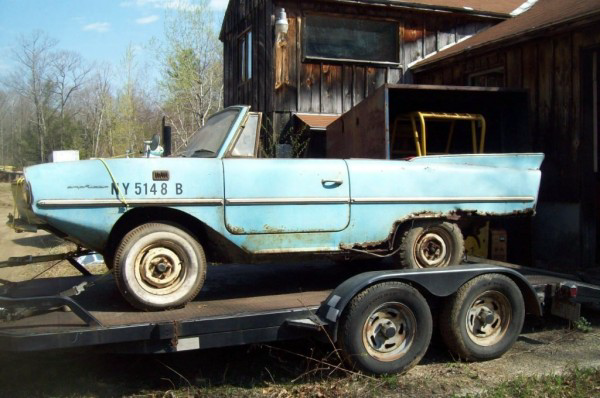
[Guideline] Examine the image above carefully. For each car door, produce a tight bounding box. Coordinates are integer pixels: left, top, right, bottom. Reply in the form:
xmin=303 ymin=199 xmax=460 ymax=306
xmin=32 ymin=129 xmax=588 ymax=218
xmin=223 ymin=158 xmax=350 ymax=234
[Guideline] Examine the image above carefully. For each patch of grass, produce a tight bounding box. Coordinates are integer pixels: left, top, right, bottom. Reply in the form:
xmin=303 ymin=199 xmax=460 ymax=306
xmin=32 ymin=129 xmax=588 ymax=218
xmin=2 ymin=344 xmax=599 ymax=398
xmin=458 ymin=367 xmax=600 ymax=398
xmin=443 ymin=360 xmax=480 ymax=380
xmin=572 ymin=317 xmax=592 ymax=333
xmin=379 ymin=373 xmax=401 ymax=389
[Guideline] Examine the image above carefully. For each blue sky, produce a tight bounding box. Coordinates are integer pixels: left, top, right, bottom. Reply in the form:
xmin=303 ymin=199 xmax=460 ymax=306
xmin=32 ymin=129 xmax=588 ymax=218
xmin=0 ymin=0 xmax=227 ymax=80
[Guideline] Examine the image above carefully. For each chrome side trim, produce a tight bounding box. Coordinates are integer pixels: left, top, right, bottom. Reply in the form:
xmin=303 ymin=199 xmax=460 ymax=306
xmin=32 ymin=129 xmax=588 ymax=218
xmin=37 ymin=198 xmax=224 ymax=208
xmin=225 ymin=198 xmax=351 ymax=205
xmin=37 ymin=195 xmax=535 ymax=208
xmin=351 ymin=196 xmax=536 ymax=204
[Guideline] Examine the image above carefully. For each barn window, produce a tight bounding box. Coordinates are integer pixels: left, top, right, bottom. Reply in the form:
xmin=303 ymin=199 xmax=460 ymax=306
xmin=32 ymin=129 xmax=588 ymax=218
xmin=303 ymin=15 xmax=398 ymax=64
xmin=239 ymin=30 xmax=252 ymax=82
xmin=469 ymin=68 xmax=505 ymax=87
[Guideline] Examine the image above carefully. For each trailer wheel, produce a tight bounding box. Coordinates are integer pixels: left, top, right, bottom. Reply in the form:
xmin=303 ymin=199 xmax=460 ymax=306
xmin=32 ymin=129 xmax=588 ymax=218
xmin=398 ymin=221 xmax=464 ymax=268
xmin=114 ymin=222 xmax=206 ymax=311
xmin=338 ymin=282 xmax=432 ymax=375
xmin=440 ymin=274 xmax=524 ymax=361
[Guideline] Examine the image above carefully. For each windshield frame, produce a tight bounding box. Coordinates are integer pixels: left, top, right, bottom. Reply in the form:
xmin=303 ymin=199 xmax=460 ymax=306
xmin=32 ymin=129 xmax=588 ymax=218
xmin=179 ymin=106 xmax=248 ymax=158
xmin=225 ymin=111 xmax=262 ymax=158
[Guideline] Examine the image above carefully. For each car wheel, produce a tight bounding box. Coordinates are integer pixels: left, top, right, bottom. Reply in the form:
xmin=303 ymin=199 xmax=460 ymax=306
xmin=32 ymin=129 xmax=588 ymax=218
xmin=102 ymin=250 xmax=114 ymax=270
xmin=398 ymin=221 xmax=464 ymax=268
xmin=440 ymin=274 xmax=525 ymax=361
xmin=338 ymin=282 xmax=433 ymax=375
xmin=114 ymin=222 xmax=206 ymax=310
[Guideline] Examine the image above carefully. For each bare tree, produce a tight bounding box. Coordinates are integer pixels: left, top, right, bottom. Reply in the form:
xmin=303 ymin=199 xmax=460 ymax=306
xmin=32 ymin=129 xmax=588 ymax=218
xmin=7 ymin=31 xmax=58 ymax=161
xmin=112 ymin=45 xmax=160 ymax=157
xmin=73 ymin=64 xmax=114 ymax=158
xmin=153 ymin=0 xmax=224 ymax=152
xmin=51 ymin=50 xmax=91 ymax=148
xmin=114 ymin=45 xmax=142 ymax=156
xmin=0 ymin=89 xmax=30 ymax=168
xmin=0 ymin=90 xmax=8 ymax=166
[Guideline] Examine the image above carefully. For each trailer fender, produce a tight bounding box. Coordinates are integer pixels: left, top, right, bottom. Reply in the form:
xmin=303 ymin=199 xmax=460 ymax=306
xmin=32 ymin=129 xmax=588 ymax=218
xmin=317 ymin=264 xmax=541 ymax=340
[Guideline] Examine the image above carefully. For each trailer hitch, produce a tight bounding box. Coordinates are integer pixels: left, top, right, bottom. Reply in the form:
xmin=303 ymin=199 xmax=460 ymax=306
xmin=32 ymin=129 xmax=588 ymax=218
xmin=0 ymin=249 xmax=107 ymax=327
xmin=0 ymin=249 xmax=96 ymax=276
xmin=0 ymin=295 xmax=103 ymax=327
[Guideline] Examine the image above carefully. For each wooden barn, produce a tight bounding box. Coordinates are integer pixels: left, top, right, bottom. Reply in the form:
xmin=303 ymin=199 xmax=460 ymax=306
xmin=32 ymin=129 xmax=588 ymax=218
xmin=412 ymin=0 xmax=600 ymax=269
xmin=219 ymin=0 xmax=600 ymax=270
xmin=219 ymin=0 xmax=528 ymax=154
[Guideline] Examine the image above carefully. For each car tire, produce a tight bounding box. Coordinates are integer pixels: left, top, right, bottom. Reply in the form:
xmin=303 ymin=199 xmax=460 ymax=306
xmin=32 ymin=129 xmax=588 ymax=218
xmin=398 ymin=221 xmax=464 ymax=268
xmin=440 ymin=274 xmax=525 ymax=361
xmin=113 ymin=222 xmax=206 ymax=311
xmin=338 ymin=282 xmax=433 ymax=375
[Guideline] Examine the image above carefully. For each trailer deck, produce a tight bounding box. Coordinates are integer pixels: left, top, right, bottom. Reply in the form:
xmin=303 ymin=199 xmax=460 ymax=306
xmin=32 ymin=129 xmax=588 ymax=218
xmin=1 ymin=259 xmax=599 ymax=356
xmin=0 ymin=261 xmax=387 ymax=352
xmin=466 ymin=256 xmax=600 ymax=304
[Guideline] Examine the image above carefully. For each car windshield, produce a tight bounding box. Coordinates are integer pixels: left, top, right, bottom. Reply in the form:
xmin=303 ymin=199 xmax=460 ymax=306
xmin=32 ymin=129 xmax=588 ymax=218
xmin=180 ymin=108 xmax=241 ymax=158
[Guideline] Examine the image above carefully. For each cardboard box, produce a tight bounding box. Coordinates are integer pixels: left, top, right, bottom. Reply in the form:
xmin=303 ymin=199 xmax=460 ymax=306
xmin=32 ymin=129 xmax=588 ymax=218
xmin=48 ymin=150 xmax=79 ymax=163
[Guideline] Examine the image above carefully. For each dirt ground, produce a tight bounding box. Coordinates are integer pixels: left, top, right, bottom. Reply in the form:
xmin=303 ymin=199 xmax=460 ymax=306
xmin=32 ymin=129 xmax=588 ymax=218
xmin=0 ymin=182 xmax=599 ymax=397
xmin=0 ymin=183 xmax=90 ymax=281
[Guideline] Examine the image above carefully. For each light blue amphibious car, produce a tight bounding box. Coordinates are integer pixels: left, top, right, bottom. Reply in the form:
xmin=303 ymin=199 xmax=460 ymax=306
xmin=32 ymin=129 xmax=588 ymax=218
xmin=10 ymin=106 xmax=543 ymax=310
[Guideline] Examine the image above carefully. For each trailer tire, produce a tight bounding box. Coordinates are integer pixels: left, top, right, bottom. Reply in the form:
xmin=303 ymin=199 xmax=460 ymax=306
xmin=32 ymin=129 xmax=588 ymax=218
xmin=398 ymin=221 xmax=464 ymax=268
xmin=114 ymin=222 xmax=206 ymax=311
xmin=440 ymin=274 xmax=524 ymax=361
xmin=338 ymin=282 xmax=432 ymax=375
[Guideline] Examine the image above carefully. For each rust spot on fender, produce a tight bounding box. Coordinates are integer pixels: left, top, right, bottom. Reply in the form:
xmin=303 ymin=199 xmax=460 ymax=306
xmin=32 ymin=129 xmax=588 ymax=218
xmin=226 ymin=224 xmax=245 ymax=234
xmin=341 ymin=240 xmax=389 ymax=251
xmin=263 ymin=224 xmax=286 ymax=234
xmin=449 ymin=208 xmax=536 ymax=218
xmin=343 ymin=207 xmax=536 ymax=254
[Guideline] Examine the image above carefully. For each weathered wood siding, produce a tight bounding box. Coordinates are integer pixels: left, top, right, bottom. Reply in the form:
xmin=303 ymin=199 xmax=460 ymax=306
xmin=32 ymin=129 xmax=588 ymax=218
xmin=271 ymin=1 xmax=495 ymax=116
xmin=221 ymin=0 xmax=498 ymax=124
xmin=222 ymin=0 xmax=274 ymax=114
xmin=414 ymin=24 xmax=600 ymax=204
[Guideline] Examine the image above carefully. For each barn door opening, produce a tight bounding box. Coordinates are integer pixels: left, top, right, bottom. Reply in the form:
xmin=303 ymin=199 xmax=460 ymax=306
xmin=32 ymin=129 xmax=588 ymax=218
xmin=582 ymin=48 xmax=600 ymax=267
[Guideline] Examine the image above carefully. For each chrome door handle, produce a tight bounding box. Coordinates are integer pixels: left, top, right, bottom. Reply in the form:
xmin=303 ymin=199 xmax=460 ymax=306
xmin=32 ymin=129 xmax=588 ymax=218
xmin=322 ymin=179 xmax=343 ymax=186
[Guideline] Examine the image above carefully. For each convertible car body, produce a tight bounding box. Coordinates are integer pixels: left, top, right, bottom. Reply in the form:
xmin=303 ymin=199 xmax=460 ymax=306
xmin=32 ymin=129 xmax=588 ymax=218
xmin=10 ymin=106 xmax=543 ymax=309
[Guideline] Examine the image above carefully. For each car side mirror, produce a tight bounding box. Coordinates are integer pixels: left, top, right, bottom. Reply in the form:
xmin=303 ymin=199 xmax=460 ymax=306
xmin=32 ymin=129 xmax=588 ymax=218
xmin=150 ymin=133 xmax=160 ymax=151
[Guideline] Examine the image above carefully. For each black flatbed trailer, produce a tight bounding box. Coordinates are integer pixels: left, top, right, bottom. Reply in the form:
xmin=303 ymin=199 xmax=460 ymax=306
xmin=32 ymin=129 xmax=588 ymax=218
xmin=1 ymin=258 xmax=599 ymax=374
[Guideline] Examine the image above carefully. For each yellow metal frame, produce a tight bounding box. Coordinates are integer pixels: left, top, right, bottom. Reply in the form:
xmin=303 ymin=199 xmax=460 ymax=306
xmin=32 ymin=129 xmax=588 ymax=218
xmin=391 ymin=112 xmax=487 ymax=156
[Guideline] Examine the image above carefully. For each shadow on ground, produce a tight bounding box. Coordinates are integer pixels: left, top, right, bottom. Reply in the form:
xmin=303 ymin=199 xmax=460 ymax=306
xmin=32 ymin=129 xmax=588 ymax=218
xmin=11 ymin=235 xmax=66 ymax=250
xmin=0 ymin=309 xmax=597 ymax=398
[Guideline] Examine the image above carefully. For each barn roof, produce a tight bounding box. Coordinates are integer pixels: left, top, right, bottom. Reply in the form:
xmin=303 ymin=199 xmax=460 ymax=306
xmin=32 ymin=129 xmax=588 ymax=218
xmin=314 ymin=0 xmax=527 ymax=16
xmin=350 ymin=0 xmax=526 ymax=15
xmin=412 ymin=0 xmax=600 ymax=71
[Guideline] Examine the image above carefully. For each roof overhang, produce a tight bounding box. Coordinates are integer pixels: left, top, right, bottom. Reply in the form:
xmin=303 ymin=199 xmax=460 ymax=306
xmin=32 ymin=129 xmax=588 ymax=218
xmin=411 ymin=0 xmax=600 ymax=73
xmin=309 ymin=0 xmax=515 ymax=18
xmin=295 ymin=113 xmax=340 ymax=131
